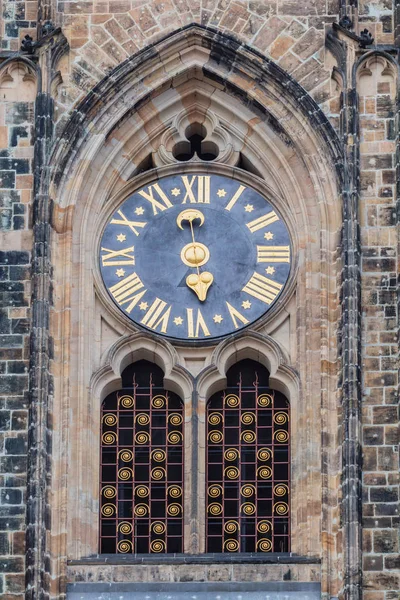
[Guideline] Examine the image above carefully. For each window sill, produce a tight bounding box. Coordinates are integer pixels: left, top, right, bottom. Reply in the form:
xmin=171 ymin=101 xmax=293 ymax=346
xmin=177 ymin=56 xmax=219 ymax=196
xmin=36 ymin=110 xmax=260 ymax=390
xmin=68 ymin=553 xmax=320 ymax=565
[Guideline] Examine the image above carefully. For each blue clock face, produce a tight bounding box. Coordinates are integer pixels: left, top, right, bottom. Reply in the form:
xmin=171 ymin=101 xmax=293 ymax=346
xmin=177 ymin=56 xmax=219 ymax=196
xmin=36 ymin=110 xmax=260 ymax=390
xmin=99 ymin=173 xmax=292 ymax=341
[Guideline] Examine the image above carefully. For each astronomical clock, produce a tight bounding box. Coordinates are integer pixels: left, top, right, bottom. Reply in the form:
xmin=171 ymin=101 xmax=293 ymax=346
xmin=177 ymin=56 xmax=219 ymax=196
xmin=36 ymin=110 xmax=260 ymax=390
xmin=99 ymin=173 xmax=292 ymax=341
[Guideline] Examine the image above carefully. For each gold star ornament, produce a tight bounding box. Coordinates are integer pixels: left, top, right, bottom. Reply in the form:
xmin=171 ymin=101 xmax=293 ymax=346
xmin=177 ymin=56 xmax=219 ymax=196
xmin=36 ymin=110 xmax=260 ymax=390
xmin=213 ymin=314 xmax=223 ymax=324
xmin=139 ymin=302 xmax=148 ymax=311
xmin=265 ymin=266 xmax=276 ymax=275
xmin=171 ymin=188 xmax=181 ymax=197
xmin=173 ymin=316 xmax=183 ymax=326
xmin=116 ymin=268 xmax=125 ymax=277
xmin=117 ymin=233 xmax=126 ymax=242
xmin=242 ymin=300 xmax=252 ymax=309
xmin=264 ymin=232 xmax=274 ymax=240
xmin=135 ymin=207 xmax=144 ymax=215
xmin=217 ymin=189 xmax=227 ymax=198
xmin=244 ymin=204 xmax=254 ymax=213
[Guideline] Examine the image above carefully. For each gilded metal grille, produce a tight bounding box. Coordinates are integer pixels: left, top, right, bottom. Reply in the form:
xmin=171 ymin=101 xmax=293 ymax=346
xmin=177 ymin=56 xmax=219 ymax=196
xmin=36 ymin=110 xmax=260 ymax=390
xmin=100 ymin=363 xmax=183 ymax=553
xmin=206 ymin=360 xmax=290 ymax=553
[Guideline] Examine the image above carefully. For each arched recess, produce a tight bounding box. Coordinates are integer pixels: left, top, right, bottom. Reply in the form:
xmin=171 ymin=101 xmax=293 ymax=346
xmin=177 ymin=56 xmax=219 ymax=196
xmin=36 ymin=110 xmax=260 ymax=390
xmin=48 ymin=23 xmax=343 ymax=598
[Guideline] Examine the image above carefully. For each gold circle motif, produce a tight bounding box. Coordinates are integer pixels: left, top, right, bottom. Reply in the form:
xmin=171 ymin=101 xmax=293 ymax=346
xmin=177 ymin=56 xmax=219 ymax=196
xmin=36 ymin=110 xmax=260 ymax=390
xmin=257 ymin=394 xmax=272 ymax=407
xmin=136 ymin=413 xmax=150 ymax=426
xmin=135 ymin=485 xmax=149 ymax=498
xmin=257 ymin=466 xmax=272 ymax=479
xmin=151 ymin=449 xmax=166 ymax=463
xmin=225 ymin=394 xmax=240 ymax=407
xmin=224 ymin=448 xmax=239 ymax=461
xmin=241 ymin=412 xmax=255 ymax=425
xmin=102 ymin=432 xmax=117 ymax=445
xmin=258 ymin=538 xmax=272 ymax=552
xmin=180 ymin=241 xmax=210 ymax=268
xmin=168 ymin=485 xmax=182 ymax=498
xmin=152 ymin=521 xmax=166 ymax=535
xmin=134 ymin=503 xmax=149 ymax=517
xmin=118 ymin=468 xmax=133 ymax=481
xmin=224 ymin=539 xmax=239 ymax=552
xmin=208 ymin=502 xmax=223 ymax=516
xmin=208 ymin=430 xmax=223 ymax=444
xmin=135 ymin=431 xmax=150 ymax=445
xmin=224 ymin=520 xmax=239 ymax=534
xmin=257 ymin=520 xmax=272 ymax=534
xmin=208 ymin=412 xmax=223 ymax=426
xmin=274 ymin=412 xmax=288 ymax=425
xmin=119 ymin=449 xmax=133 ymax=462
xmin=241 ymin=502 xmax=256 ymax=516
xmin=152 ymin=395 xmax=166 ymax=409
xmin=208 ymin=484 xmax=223 ymax=498
xmin=257 ymin=448 xmax=272 ymax=462
xmin=103 ymin=413 xmax=117 ymax=426
xmin=225 ymin=466 xmax=239 ymax=480
xmin=274 ymin=484 xmax=289 ymax=497
xmin=274 ymin=502 xmax=289 ymax=515
xmin=102 ymin=485 xmax=116 ymax=499
xmin=241 ymin=484 xmax=256 ymax=498
xmin=118 ymin=522 xmax=132 ymax=535
xmin=167 ymin=503 xmax=181 ymax=516
xmin=117 ymin=540 xmax=132 ymax=553
xmin=169 ymin=413 xmax=183 ymax=426
xmin=274 ymin=430 xmax=289 ymax=443
xmin=101 ymin=503 xmax=116 ymax=517
xmin=151 ymin=467 xmax=166 ymax=481
xmin=168 ymin=431 xmax=182 ymax=445
xmin=151 ymin=539 xmax=166 ymax=553
xmin=120 ymin=395 xmax=134 ymax=408
xmin=241 ymin=430 xmax=256 ymax=444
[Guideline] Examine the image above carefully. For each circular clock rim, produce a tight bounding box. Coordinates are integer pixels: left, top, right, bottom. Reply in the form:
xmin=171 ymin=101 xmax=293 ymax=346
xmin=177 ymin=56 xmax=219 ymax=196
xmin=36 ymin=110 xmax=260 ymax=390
xmin=94 ymin=164 xmax=298 ymax=346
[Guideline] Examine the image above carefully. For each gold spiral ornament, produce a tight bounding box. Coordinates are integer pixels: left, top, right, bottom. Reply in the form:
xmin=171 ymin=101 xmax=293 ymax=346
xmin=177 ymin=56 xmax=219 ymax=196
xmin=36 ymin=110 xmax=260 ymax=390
xmin=257 ymin=466 xmax=272 ymax=479
xmin=208 ymin=412 xmax=222 ymax=426
xmin=208 ymin=502 xmax=223 ymax=516
xmin=102 ymin=432 xmax=117 ymax=445
xmin=152 ymin=521 xmax=166 ymax=535
xmin=151 ymin=539 xmax=166 ymax=553
xmin=241 ymin=412 xmax=255 ymax=425
xmin=168 ymin=431 xmax=182 ymax=445
xmin=135 ymin=485 xmax=149 ymax=498
xmin=120 ymin=395 xmax=134 ymax=408
xmin=101 ymin=503 xmax=116 ymax=517
xmin=257 ymin=448 xmax=272 ymax=462
xmin=258 ymin=538 xmax=272 ymax=552
xmin=117 ymin=540 xmax=132 ymax=553
xmin=102 ymin=485 xmax=116 ymax=499
xmin=274 ymin=502 xmax=289 ymax=515
xmin=134 ymin=503 xmax=149 ymax=517
xmin=118 ymin=522 xmax=132 ymax=535
xmin=208 ymin=430 xmax=223 ymax=444
xmin=118 ymin=467 xmax=133 ymax=481
xmin=241 ymin=484 xmax=256 ymax=498
xmin=224 ymin=448 xmax=239 ymax=461
xmin=135 ymin=431 xmax=150 ymax=445
xmin=208 ymin=484 xmax=223 ymax=498
xmin=224 ymin=539 xmax=239 ymax=552
xmin=274 ymin=484 xmax=289 ymax=497
xmin=257 ymin=394 xmax=272 ymax=407
xmin=274 ymin=411 xmax=288 ymax=425
xmin=152 ymin=395 xmax=166 ymax=409
xmin=151 ymin=467 xmax=166 ymax=481
xmin=274 ymin=430 xmax=289 ymax=443
xmin=136 ymin=413 xmax=150 ymax=426
xmin=103 ymin=413 xmax=117 ymax=426
xmin=225 ymin=394 xmax=240 ymax=407
xmin=119 ymin=449 xmax=133 ymax=462
xmin=167 ymin=503 xmax=181 ymax=516
xmin=241 ymin=502 xmax=256 ymax=515
xmin=257 ymin=520 xmax=272 ymax=534
xmin=241 ymin=430 xmax=256 ymax=444
xmin=168 ymin=485 xmax=182 ymax=498
xmin=225 ymin=466 xmax=239 ymax=480
xmin=151 ymin=449 xmax=166 ymax=463
xmin=224 ymin=520 xmax=239 ymax=534
xmin=169 ymin=413 xmax=183 ymax=426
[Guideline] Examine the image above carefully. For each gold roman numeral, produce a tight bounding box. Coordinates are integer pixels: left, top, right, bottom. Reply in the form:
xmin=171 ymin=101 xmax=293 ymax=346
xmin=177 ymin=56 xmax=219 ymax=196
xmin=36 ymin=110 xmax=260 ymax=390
xmin=247 ymin=211 xmax=279 ymax=233
xmin=181 ymin=175 xmax=211 ymax=204
xmin=224 ymin=185 xmax=246 ymax=211
xmin=257 ymin=245 xmax=290 ymax=263
xmin=110 ymin=210 xmax=147 ymax=236
xmin=242 ymin=273 xmax=283 ymax=305
xmin=138 ymin=183 xmax=173 ymax=215
xmin=109 ymin=273 xmax=146 ymax=313
xmin=186 ymin=308 xmax=211 ymax=338
xmin=141 ymin=298 xmax=172 ymax=333
xmin=226 ymin=302 xmax=249 ymax=329
xmin=101 ymin=245 xmax=135 ymax=266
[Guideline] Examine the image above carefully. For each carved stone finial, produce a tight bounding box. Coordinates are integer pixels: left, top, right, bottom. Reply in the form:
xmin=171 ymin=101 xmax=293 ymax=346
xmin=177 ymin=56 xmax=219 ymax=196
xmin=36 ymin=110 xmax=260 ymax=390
xmin=359 ymin=28 xmax=374 ymax=48
xmin=21 ymin=34 xmax=35 ymax=54
xmin=42 ymin=20 xmax=55 ymax=36
xmin=339 ymin=15 xmax=352 ymax=30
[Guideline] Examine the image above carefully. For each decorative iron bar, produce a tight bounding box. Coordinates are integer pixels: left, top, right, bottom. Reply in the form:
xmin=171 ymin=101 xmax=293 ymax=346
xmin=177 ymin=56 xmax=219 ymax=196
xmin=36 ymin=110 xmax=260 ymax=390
xmin=206 ymin=365 xmax=290 ymax=553
xmin=100 ymin=370 xmax=184 ymax=553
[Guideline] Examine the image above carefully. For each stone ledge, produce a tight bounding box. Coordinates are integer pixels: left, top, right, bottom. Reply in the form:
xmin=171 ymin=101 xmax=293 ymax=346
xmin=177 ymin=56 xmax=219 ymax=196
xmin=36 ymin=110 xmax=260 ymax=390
xmin=68 ymin=553 xmax=321 ymax=565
